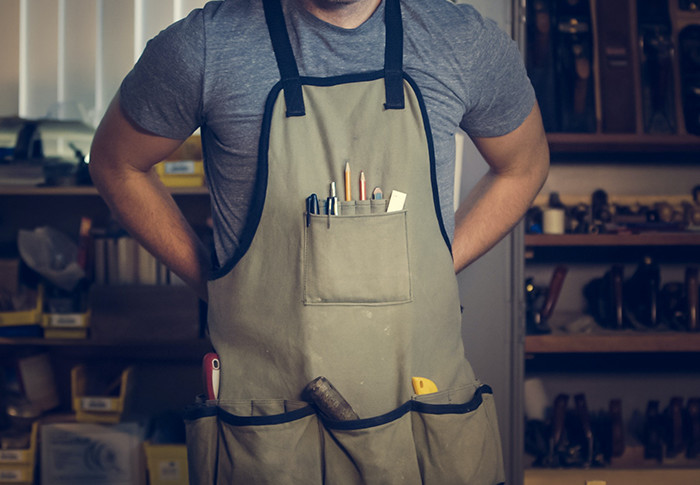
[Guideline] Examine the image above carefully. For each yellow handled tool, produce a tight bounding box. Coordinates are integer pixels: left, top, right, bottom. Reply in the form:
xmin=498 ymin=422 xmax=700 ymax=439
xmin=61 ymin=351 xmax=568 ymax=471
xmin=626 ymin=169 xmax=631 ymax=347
xmin=412 ymin=377 xmax=438 ymax=395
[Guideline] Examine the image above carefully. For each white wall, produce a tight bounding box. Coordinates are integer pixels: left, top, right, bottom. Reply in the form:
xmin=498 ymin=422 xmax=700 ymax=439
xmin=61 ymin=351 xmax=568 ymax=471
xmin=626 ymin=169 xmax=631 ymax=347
xmin=452 ymin=2 xmax=522 ymax=485
xmin=0 ymin=0 xmax=207 ymax=125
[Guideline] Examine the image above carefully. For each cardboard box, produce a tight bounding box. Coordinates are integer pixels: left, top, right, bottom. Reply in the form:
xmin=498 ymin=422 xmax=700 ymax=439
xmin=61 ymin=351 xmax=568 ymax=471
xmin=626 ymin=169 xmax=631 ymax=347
xmin=40 ymin=422 xmax=145 ymax=485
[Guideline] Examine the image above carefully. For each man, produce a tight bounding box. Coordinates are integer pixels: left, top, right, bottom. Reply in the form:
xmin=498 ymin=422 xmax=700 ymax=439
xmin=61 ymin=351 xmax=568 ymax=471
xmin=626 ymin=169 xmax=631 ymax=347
xmin=90 ymin=0 xmax=549 ymax=482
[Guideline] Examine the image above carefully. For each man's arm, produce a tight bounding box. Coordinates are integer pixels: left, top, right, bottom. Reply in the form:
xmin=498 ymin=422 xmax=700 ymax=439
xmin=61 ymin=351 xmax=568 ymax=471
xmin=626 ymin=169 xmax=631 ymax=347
xmin=453 ymin=102 xmax=550 ymax=274
xmin=89 ymin=94 xmax=211 ymax=300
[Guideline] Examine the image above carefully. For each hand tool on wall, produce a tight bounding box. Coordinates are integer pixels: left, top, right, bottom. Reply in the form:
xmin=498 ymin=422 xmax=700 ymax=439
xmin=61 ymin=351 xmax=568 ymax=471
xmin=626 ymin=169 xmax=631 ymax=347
xmin=546 ymin=393 xmax=569 ymax=467
xmin=303 ymin=376 xmax=359 ymax=421
xmin=679 ymin=25 xmax=700 ymax=135
xmin=591 ymin=189 xmax=612 ymax=233
xmin=540 ymin=265 xmax=568 ymax=323
xmin=554 ymin=0 xmax=596 ymax=132
xmin=644 ymin=400 xmax=664 ymax=461
xmin=597 ymin=0 xmax=638 ymax=133
xmin=686 ymin=266 xmax=699 ymax=332
xmin=665 ymin=397 xmax=686 ymax=457
xmin=687 ymin=398 xmax=700 ymax=459
xmin=526 ymin=265 xmax=568 ymax=335
xmin=574 ymin=393 xmax=594 ymax=468
xmin=623 ymin=256 xmax=661 ymax=329
xmin=526 ymin=0 xmax=559 ymax=131
xmin=609 ymin=399 xmax=625 ymax=459
xmin=584 ymin=265 xmax=626 ymax=329
xmin=660 ymin=281 xmax=686 ymax=330
xmin=638 ymin=0 xmax=677 ymax=134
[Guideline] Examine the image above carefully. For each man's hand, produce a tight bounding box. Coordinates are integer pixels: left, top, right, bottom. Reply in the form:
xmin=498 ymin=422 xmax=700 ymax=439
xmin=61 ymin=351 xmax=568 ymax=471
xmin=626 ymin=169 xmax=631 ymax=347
xmin=89 ymin=94 xmax=210 ymax=300
xmin=453 ymin=103 xmax=549 ymax=274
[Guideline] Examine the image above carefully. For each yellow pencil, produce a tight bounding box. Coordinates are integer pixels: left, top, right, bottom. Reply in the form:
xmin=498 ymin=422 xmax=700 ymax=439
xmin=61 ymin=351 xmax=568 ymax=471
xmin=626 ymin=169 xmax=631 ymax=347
xmin=344 ymin=162 xmax=352 ymax=201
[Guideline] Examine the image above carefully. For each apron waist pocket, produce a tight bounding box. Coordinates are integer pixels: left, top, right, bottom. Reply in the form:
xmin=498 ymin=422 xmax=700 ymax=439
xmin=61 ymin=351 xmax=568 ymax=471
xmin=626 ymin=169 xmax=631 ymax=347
xmin=184 ymin=385 xmax=504 ymax=484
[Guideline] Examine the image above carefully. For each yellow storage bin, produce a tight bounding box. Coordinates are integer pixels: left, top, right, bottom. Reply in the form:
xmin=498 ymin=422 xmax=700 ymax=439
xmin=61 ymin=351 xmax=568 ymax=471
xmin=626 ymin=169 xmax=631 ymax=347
xmin=0 ymin=421 xmax=39 ymax=485
xmin=155 ymin=160 xmax=204 ymax=187
xmin=41 ymin=309 xmax=90 ymax=339
xmin=155 ymin=134 xmax=204 ymax=187
xmin=71 ymin=365 xmax=134 ymax=423
xmin=144 ymin=442 xmax=189 ymax=485
xmin=0 ymin=286 xmax=42 ymax=327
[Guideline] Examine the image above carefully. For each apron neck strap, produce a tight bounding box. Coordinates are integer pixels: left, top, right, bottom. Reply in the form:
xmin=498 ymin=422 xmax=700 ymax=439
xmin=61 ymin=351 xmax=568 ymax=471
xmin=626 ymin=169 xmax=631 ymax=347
xmin=263 ymin=0 xmax=306 ymax=116
xmin=262 ymin=0 xmax=405 ymax=116
xmin=383 ymin=0 xmax=405 ymax=109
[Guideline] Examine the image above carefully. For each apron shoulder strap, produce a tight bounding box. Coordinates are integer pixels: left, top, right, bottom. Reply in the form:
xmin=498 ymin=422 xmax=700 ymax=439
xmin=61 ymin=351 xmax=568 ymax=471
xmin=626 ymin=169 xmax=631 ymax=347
xmin=263 ymin=0 xmax=306 ymax=116
xmin=262 ymin=0 xmax=405 ymax=116
xmin=384 ymin=0 xmax=405 ymax=110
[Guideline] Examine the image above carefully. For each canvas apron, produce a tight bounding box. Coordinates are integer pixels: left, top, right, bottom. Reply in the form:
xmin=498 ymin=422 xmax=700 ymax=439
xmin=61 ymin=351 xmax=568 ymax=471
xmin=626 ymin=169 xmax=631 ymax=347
xmin=184 ymin=0 xmax=505 ymax=483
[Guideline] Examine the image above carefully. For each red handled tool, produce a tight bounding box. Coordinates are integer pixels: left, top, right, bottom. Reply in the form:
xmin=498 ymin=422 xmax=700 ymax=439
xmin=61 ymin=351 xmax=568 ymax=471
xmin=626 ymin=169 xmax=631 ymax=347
xmin=203 ymin=353 xmax=220 ymax=400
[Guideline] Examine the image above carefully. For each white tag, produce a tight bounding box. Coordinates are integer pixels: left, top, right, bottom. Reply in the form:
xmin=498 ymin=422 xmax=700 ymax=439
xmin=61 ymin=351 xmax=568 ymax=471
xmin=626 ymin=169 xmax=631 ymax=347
xmin=0 ymin=450 xmax=22 ymax=462
xmin=163 ymin=160 xmax=196 ymax=174
xmin=0 ymin=468 xmax=25 ymax=481
xmin=48 ymin=313 xmax=85 ymax=327
xmin=158 ymin=460 xmax=183 ymax=480
xmin=81 ymin=397 xmax=116 ymax=411
xmin=386 ymin=190 xmax=407 ymax=212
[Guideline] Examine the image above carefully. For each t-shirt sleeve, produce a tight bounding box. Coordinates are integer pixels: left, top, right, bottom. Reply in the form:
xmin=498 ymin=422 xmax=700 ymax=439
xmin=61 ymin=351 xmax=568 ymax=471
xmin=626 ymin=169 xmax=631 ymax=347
xmin=457 ymin=7 xmax=535 ymax=138
xmin=119 ymin=9 xmax=205 ymax=140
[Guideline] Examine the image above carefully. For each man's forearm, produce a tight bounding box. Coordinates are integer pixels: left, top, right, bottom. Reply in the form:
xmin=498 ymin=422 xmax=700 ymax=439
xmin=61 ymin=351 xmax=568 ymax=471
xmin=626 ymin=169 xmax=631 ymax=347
xmin=452 ymin=164 xmax=546 ymax=274
xmin=452 ymin=104 xmax=550 ymax=274
xmin=90 ymin=162 xmax=211 ymax=300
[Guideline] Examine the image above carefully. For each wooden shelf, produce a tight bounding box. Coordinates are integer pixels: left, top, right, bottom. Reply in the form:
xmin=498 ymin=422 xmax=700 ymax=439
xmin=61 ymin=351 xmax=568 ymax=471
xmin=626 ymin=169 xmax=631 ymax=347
xmin=1 ymin=286 xmax=208 ymax=355
xmin=525 ymin=232 xmax=700 ymax=247
xmin=525 ymin=467 xmax=700 ymax=485
xmin=0 ymin=185 xmax=208 ymax=196
xmin=547 ymin=133 xmax=700 ymax=154
xmin=525 ymin=331 xmax=700 ymax=354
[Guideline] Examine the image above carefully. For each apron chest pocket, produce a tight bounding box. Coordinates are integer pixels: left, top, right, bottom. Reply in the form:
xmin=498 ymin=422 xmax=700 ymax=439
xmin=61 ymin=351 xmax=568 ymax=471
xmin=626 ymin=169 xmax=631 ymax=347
xmin=303 ymin=210 xmax=412 ymax=305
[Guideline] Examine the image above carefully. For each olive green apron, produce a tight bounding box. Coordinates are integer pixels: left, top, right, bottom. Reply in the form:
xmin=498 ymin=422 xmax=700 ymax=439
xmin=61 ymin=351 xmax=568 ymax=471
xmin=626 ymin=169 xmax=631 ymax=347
xmin=184 ymin=0 xmax=505 ymax=483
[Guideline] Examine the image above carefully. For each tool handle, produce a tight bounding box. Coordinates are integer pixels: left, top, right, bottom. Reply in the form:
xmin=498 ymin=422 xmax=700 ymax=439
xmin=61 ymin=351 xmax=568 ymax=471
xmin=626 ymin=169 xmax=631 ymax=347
xmin=203 ymin=352 xmax=220 ymax=400
xmin=540 ymin=265 xmax=568 ymax=321
xmin=686 ymin=267 xmax=699 ymax=331
xmin=303 ymin=376 xmax=359 ymax=421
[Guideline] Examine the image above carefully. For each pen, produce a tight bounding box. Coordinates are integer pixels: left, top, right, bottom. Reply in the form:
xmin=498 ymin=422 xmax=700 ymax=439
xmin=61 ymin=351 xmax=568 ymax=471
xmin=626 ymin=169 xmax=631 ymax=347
xmin=326 ymin=182 xmax=339 ymax=215
xmin=306 ymin=193 xmax=319 ymax=226
xmin=359 ymin=171 xmax=366 ymax=201
xmin=344 ymin=162 xmax=352 ymax=201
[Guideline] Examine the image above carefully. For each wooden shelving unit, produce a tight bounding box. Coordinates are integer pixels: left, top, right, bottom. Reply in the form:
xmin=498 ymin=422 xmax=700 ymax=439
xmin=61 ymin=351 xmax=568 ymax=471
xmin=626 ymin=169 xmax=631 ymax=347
xmin=525 ymin=467 xmax=700 ymax=485
xmin=518 ymin=0 xmax=700 ymax=483
xmin=0 ymin=182 xmax=212 ymax=421
xmin=525 ymin=232 xmax=700 ymax=247
xmin=0 ymin=185 xmax=208 ymax=196
xmin=526 ymin=330 xmax=700 ymax=354
xmin=547 ymin=133 xmax=700 ymax=154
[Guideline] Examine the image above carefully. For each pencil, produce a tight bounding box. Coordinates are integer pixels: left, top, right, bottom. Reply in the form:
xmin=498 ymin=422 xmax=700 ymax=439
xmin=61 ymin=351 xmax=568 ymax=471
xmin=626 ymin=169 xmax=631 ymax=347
xmin=359 ymin=171 xmax=366 ymax=201
xmin=344 ymin=162 xmax=351 ymax=201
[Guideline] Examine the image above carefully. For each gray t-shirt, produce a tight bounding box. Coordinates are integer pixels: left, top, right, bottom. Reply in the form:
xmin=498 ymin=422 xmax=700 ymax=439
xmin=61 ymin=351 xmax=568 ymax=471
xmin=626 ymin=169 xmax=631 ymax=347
xmin=120 ymin=0 xmax=535 ymax=266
